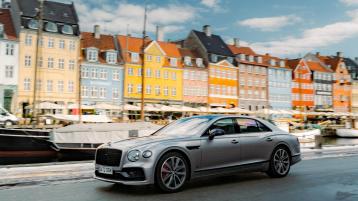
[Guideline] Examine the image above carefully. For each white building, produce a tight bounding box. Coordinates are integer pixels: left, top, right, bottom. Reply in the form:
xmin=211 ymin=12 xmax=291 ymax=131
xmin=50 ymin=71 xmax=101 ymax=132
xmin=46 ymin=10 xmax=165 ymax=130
xmin=0 ymin=8 xmax=19 ymax=112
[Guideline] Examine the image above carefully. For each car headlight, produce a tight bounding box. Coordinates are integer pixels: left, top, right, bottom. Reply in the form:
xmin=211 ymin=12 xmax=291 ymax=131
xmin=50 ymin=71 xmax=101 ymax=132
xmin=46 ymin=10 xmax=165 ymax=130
xmin=127 ymin=150 xmax=141 ymax=162
xmin=142 ymin=150 xmax=152 ymax=158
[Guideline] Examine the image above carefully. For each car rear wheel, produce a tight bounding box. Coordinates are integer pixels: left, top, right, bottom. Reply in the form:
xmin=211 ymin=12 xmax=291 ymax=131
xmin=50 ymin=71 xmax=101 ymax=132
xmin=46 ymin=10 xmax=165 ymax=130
xmin=4 ymin=120 xmax=13 ymax=127
xmin=155 ymin=152 xmax=188 ymax=193
xmin=267 ymin=147 xmax=291 ymax=178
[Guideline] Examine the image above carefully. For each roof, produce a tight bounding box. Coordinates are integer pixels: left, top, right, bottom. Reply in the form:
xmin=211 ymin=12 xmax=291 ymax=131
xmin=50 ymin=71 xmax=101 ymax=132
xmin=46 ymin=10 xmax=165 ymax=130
xmin=227 ymin=44 xmax=256 ymax=55
xmin=263 ymin=54 xmax=290 ymax=69
xmin=179 ymin=48 xmax=205 ymax=68
xmin=192 ymin=30 xmax=233 ymax=57
xmin=81 ymin=32 xmax=118 ymax=64
xmin=157 ymin=41 xmax=181 ymax=58
xmin=117 ymin=35 xmax=151 ymax=63
xmin=0 ymin=9 xmax=16 ymax=40
xmin=318 ymin=55 xmax=342 ymax=71
xmin=16 ymin=0 xmax=79 ymax=24
xmin=306 ymin=61 xmax=333 ymax=73
xmin=286 ymin=59 xmax=301 ymax=70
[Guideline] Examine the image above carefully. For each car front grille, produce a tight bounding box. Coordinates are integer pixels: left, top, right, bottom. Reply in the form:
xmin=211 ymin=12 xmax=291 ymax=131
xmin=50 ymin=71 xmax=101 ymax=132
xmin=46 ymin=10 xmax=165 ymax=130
xmin=95 ymin=148 xmax=122 ymax=166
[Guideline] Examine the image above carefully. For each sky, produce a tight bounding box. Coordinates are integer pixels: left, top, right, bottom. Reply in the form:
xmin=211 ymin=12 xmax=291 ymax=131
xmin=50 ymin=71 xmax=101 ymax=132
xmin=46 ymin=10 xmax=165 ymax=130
xmin=55 ymin=0 xmax=358 ymax=59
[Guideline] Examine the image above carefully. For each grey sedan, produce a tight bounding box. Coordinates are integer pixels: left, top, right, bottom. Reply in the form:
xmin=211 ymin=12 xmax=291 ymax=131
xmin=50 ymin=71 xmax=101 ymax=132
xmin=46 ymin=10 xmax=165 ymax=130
xmin=94 ymin=115 xmax=301 ymax=192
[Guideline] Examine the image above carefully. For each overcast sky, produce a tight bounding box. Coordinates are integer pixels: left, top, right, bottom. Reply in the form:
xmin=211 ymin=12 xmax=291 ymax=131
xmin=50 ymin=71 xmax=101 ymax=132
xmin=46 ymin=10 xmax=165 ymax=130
xmin=56 ymin=0 xmax=358 ymax=59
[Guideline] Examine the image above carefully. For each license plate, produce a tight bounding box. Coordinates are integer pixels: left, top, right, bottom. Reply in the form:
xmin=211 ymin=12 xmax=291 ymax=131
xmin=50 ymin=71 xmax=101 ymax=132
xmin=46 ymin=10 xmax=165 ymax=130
xmin=98 ymin=166 xmax=113 ymax=175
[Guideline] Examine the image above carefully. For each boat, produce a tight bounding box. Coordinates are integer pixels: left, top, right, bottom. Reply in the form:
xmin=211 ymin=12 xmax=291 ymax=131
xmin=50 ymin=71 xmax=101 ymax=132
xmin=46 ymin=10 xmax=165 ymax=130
xmin=290 ymin=129 xmax=321 ymax=143
xmin=336 ymin=129 xmax=358 ymax=138
xmin=51 ymin=122 xmax=162 ymax=161
xmin=0 ymin=128 xmax=58 ymax=165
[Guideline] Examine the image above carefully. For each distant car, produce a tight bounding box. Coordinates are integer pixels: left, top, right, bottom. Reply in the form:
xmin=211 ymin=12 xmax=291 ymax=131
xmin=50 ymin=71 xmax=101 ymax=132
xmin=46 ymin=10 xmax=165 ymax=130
xmin=0 ymin=106 xmax=18 ymax=127
xmin=94 ymin=115 xmax=301 ymax=192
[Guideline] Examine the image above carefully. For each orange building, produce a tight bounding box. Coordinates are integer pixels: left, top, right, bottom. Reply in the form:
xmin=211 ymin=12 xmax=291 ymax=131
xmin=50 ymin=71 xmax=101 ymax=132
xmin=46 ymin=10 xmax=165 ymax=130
xmin=287 ymin=59 xmax=314 ymax=111
xmin=318 ymin=52 xmax=351 ymax=112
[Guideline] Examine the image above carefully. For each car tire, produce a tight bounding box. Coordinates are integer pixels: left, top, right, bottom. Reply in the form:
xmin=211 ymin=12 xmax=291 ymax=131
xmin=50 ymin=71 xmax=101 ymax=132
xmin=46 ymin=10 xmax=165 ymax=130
xmin=155 ymin=152 xmax=189 ymax=193
xmin=4 ymin=120 xmax=13 ymax=127
xmin=266 ymin=146 xmax=291 ymax=178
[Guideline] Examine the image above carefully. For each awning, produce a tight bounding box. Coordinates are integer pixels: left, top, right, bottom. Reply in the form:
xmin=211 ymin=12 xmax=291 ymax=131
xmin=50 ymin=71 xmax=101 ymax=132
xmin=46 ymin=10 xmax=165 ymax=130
xmin=67 ymin=104 xmax=95 ymax=110
xmin=26 ymin=102 xmax=65 ymax=110
xmin=93 ymin=103 xmax=122 ymax=110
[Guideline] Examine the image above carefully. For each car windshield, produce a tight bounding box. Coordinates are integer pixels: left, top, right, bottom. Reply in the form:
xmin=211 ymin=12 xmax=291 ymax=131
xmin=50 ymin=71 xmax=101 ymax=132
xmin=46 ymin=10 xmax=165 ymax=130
xmin=152 ymin=116 xmax=215 ymax=136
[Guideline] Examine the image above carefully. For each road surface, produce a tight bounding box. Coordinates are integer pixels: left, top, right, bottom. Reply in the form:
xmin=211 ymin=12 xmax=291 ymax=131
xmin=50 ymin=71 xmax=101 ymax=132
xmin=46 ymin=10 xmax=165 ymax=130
xmin=0 ymin=155 xmax=357 ymax=201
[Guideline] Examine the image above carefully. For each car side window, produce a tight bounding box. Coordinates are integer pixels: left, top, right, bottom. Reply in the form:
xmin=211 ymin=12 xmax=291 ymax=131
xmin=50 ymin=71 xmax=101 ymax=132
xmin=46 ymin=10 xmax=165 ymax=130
xmin=209 ymin=118 xmax=236 ymax=135
xmin=235 ymin=118 xmax=270 ymax=133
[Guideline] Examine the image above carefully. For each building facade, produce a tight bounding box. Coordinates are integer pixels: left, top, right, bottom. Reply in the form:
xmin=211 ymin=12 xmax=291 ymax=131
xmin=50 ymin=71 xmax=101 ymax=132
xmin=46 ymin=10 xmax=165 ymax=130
xmin=80 ymin=27 xmax=124 ymax=107
xmin=345 ymin=57 xmax=358 ymax=113
xmin=229 ymin=42 xmax=268 ymax=111
xmin=184 ymin=25 xmax=236 ymax=108
xmin=11 ymin=0 xmax=81 ymax=116
xmin=265 ymin=55 xmax=292 ymax=112
xmin=179 ymin=48 xmax=208 ymax=106
xmin=288 ymin=59 xmax=315 ymax=112
xmin=118 ymin=35 xmax=183 ymax=104
xmin=0 ymin=8 xmax=18 ymax=112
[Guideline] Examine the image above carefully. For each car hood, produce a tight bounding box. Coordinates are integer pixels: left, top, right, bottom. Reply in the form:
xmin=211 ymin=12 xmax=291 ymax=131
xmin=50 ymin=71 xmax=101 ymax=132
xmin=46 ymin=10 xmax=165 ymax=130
xmin=109 ymin=134 xmax=189 ymax=150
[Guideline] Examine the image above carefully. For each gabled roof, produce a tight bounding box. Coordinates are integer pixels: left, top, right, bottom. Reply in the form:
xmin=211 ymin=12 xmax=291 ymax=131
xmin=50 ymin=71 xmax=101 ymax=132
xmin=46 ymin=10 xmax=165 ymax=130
xmin=117 ymin=35 xmax=151 ymax=63
xmin=192 ymin=30 xmax=233 ymax=57
xmin=16 ymin=0 xmax=79 ymax=24
xmin=227 ymin=44 xmax=256 ymax=55
xmin=318 ymin=55 xmax=342 ymax=71
xmin=157 ymin=41 xmax=181 ymax=58
xmin=306 ymin=61 xmax=333 ymax=73
xmin=0 ymin=9 xmax=16 ymax=40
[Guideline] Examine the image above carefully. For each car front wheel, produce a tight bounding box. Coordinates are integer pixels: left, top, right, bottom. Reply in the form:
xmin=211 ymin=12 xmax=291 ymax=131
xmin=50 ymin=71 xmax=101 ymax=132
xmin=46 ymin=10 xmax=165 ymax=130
xmin=155 ymin=152 xmax=189 ymax=193
xmin=267 ymin=147 xmax=291 ymax=178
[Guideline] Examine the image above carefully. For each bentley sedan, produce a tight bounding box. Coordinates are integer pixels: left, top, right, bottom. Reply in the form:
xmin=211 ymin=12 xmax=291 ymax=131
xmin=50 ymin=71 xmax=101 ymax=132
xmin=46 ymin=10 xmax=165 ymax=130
xmin=94 ymin=115 xmax=301 ymax=192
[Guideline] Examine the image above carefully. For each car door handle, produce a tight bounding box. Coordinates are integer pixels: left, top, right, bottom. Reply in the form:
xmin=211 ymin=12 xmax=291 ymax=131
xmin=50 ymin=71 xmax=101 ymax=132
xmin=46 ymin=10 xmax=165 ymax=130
xmin=231 ymin=139 xmax=239 ymax=144
xmin=266 ymin=137 xmax=273 ymax=142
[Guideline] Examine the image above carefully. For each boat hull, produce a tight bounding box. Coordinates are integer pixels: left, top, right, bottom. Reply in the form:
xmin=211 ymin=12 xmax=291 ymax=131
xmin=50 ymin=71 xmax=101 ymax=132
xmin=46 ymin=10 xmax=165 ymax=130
xmin=336 ymin=129 xmax=358 ymax=138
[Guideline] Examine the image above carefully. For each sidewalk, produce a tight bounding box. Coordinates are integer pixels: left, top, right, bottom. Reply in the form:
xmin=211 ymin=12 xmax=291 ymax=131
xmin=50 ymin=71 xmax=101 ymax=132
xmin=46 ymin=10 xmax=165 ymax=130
xmin=0 ymin=145 xmax=357 ymax=188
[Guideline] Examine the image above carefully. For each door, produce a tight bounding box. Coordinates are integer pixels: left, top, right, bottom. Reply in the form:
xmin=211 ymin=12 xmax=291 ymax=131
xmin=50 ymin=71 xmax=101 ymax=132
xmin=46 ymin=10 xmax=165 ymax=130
xmin=235 ymin=118 xmax=274 ymax=164
xmin=199 ymin=118 xmax=241 ymax=171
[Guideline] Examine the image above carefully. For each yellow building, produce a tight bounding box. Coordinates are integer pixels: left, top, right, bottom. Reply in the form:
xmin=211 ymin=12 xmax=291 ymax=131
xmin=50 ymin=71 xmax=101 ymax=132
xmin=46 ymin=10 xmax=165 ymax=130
xmin=117 ymin=36 xmax=183 ymax=104
xmin=11 ymin=0 xmax=81 ymax=116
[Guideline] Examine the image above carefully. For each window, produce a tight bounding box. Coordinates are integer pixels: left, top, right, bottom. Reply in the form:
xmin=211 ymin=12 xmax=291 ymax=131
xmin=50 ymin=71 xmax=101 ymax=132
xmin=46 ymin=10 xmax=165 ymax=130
xmin=59 ymin=40 xmax=65 ymax=49
xmin=5 ymin=66 xmax=14 ymax=78
xmin=236 ymin=118 xmax=270 ymax=133
xmin=146 ymin=85 xmax=151 ymax=94
xmin=127 ymin=84 xmax=133 ymax=94
xmin=196 ymin=58 xmax=203 ymax=67
xmin=209 ymin=118 xmax=236 ymax=135
xmin=146 ymin=55 xmax=152 ymax=61
xmin=211 ymin=54 xmax=218 ymax=62
xmin=156 ymin=56 xmax=161 ymax=63
xmin=184 ymin=56 xmax=192 ymax=66
xmin=68 ymin=81 xmax=74 ymax=92
xmin=87 ymin=49 xmax=98 ymax=62
xmin=48 ymin=38 xmax=54 ymax=48
xmin=131 ymin=53 xmax=139 ymax=63
xmin=39 ymin=37 xmax=44 ymax=47
xmin=69 ymin=40 xmax=76 ymax=50
xmin=137 ymin=85 xmax=142 ymax=94
xmin=128 ymin=68 xmax=134 ymax=76
xmin=25 ymin=35 xmax=32 ymax=46
xmin=38 ymin=57 xmax=43 ymax=68
xmin=58 ymin=59 xmax=65 ymax=69
xmin=69 ymin=60 xmax=75 ymax=70
xmin=145 ymin=68 xmax=152 ymax=77
xmin=164 ymin=87 xmax=169 ymax=96
xmin=48 ymin=58 xmax=54 ymax=68
xmin=113 ymin=70 xmax=120 ymax=80
xmin=113 ymin=88 xmax=119 ymax=99
xmin=62 ymin=24 xmax=74 ymax=35
xmin=155 ymin=85 xmax=160 ymax=95
xmin=24 ymin=78 xmax=31 ymax=91
xmin=155 ymin=69 xmax=160 ymax=78
xmin=171 ymin=88 xmax=176 ymax=96
xmin=99 ymin=87 xmax=106 ymax=98
xmin=164 ymin=71 xmax=169 ymax=79
xmin=45 ymin=22 xmax=58 ymax=32
xmin=172 ymin=72 xmax=177 ymax=80
xmin=58 ymin=81 xmax=64 ymax=92
xmin=5 ymin=43 xmax=14 ymax=55
xmin=47 ymin=80 xmax=53 ymax=92
xmin=106 ymin=52 xmax=117 ymax=64
xmin=247 ymin=65 xmax=253 ymax=73
xmin=170 ymin=58 xmax=177 ymax=66
xmin=25 ymin=55 xmax=32 ymax=67
xmin=91 ymin=87 xmax=98 ymax=97
xmin=36 ymin=79 xmax=42 ymax=91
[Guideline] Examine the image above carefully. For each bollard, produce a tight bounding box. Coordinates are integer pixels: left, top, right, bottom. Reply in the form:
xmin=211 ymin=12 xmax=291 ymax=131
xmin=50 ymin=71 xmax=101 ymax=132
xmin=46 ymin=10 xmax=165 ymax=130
xmin=315 ymin=135 xmax=323 ymax=149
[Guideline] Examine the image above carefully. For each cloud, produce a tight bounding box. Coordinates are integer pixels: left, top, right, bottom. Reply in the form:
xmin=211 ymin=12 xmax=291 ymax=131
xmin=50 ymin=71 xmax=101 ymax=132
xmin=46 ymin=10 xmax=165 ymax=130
xmin=71 ymin=0 xmax=197 ymax=36
xmin=247 ymin=10 xmax=358 ymax=56
xmin=340 ymin=0 xmax=358 ymax=6
xmin=200 ymin=0 xmax=220 ymax=8
xmin=238 ymin=15 xmax=302 ymax=32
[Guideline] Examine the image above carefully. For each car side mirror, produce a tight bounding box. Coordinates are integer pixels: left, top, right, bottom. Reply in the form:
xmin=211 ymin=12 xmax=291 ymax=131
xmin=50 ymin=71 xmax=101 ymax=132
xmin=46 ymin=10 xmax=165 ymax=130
xmin=208 ymin=128 xmax=225 ymax=140
xmin=1 ymin=113 xmax=7 ymax=116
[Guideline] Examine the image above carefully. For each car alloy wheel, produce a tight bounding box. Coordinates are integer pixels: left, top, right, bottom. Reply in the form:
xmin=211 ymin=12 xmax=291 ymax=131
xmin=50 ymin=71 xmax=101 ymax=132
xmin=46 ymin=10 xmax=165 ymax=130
xmin=273 ymin=149 xmax=290 ymax=175
xmin=5 ymin=121 xmax=12 ymax=127
xmin=155 ymin=152 xmax=188 ymax=192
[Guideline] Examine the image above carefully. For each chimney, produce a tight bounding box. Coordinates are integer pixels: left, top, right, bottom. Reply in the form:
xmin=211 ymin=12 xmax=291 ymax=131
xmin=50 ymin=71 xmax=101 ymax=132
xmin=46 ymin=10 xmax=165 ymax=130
xmin=203 ymin=25 xmax=211 ymax=37
xmin=156 ymin=25 xmax=164 ymax=41
xmin=234 ymin=38 xmax=240 ymax=48
xmin=94 ymin=25 xmax=100 ymax=39
xmin=337 ymin=51 xmax=343 ymax=58
xmin=316 ymin=52 xmax=320 ymax=57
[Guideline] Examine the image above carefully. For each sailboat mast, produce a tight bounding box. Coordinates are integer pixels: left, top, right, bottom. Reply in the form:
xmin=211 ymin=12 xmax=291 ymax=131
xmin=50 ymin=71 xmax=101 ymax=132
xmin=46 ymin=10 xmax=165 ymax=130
xmin=140 ymin=3 xmax=147 ymax=121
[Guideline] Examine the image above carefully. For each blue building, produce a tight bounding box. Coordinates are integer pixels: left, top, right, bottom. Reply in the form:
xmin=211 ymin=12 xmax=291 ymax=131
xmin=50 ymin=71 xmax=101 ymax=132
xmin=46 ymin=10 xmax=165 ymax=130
xmin=265 ymin=55 xmax=292 ymax=117
xmin=80 ymin=26 xmax=124 ymax=109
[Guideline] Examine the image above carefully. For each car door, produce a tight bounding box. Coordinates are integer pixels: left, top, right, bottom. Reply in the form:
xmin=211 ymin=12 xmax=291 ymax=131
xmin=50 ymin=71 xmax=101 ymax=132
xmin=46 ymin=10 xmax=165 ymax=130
xmin=235 ymin=118 xmax=274 ymax=165
xmin=199 ymin=118 xmax=241 ymax=171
